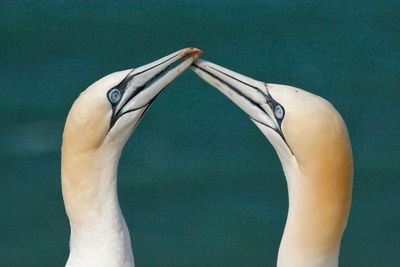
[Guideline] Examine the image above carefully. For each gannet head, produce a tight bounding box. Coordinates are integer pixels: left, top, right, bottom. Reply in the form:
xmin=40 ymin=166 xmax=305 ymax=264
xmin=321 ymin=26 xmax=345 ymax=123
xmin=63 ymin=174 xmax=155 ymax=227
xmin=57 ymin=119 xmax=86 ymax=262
xmin=191 ymin=59 xmax=353 ymax=265
xmin=191 ymin=59 xmax=352 ymax=177
xmin=63 ymin=48 xmax=202 ymax=156
xmin=62 ymin=48 xmax=202 ymax=231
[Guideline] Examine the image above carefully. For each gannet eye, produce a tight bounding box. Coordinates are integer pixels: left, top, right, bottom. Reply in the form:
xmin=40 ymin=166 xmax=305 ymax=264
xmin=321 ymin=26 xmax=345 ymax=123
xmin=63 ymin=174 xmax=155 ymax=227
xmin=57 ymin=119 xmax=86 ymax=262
xmin=275 ymin=105 xmax=284 ymax=119
xmin=108 ymin=88 xmax=121 ymax=104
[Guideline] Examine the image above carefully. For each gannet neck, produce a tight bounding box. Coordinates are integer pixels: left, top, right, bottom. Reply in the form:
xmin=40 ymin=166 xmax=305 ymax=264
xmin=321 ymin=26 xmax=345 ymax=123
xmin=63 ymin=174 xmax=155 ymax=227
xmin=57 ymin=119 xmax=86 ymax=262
xmin=61 ymin=145 xmax=134 ymax=267
xmin=276 ymin=160 xmax=343 ymax=267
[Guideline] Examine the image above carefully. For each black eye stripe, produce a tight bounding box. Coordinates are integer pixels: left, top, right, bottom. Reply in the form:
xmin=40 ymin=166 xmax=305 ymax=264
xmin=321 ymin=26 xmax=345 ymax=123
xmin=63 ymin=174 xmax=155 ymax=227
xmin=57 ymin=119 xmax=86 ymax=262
xmin=263 ymin=87 xmax=285 ymax=122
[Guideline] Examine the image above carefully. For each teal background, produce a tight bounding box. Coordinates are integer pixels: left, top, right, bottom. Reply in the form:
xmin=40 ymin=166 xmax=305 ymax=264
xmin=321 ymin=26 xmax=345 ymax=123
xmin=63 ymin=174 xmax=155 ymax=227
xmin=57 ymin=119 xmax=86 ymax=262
xmin=1 ymin=1 xmax=399 ymax=266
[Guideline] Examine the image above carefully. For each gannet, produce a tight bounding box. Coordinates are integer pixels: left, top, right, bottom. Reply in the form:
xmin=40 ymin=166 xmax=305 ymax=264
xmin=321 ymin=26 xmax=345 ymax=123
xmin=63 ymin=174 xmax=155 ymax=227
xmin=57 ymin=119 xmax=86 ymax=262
xmin=191 ymin=60 xmax=353 ymax=267
xmin=61 ymin=48 xmax=201 ymax=267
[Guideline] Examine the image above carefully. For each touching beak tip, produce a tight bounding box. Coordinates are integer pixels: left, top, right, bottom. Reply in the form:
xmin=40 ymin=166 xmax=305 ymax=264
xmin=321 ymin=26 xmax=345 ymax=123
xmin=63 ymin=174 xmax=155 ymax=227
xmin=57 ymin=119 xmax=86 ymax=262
xmin=192 ymin=51 xmax=202 ymax=61
xmin=181 ymin=47 xmax=203 ymax=61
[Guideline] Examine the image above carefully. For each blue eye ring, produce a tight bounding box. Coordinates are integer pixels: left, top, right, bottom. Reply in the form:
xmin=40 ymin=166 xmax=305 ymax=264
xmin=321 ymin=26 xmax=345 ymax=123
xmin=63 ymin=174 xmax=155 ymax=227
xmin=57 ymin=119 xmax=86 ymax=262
xmin=274 ymin=104 xmax=284 ymax=119
xmin=107 ymin=88 xmax=121 ymax=104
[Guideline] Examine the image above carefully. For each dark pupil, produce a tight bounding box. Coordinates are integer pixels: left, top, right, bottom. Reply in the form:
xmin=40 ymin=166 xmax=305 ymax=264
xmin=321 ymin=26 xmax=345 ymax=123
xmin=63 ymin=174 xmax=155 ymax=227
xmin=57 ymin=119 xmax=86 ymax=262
xmin=112 ymin=92 xmax=119 ymax=100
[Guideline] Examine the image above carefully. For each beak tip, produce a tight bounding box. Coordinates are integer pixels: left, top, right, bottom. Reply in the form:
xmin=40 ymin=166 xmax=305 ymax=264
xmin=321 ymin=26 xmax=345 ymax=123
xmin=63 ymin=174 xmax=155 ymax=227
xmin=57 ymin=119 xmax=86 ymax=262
xmin=181 ymin=47 xmax=203 ymax=60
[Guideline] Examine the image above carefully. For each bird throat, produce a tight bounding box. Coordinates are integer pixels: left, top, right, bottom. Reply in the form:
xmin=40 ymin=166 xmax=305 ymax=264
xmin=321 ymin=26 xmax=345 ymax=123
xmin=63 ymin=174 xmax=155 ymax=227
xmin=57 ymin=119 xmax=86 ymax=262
xmin=276 ymin=149 xmax=352 ymax=267
xmin=61 ymin=148 xmax=134 ymax=267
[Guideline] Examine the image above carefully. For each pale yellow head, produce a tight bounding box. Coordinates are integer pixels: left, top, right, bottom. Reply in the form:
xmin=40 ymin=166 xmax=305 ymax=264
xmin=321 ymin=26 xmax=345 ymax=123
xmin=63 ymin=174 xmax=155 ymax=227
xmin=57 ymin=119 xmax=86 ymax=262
xmin=63 ymin=69 xmax=133 ymax=154
xmin=192 ymin=60 xmax=353 ymax=266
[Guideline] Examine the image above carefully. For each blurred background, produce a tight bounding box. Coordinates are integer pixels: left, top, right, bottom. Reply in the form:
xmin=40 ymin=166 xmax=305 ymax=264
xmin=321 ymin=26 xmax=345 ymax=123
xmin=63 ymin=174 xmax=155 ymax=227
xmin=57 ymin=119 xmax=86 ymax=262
xmin=0 ymin=1 xmax=399 ymax=266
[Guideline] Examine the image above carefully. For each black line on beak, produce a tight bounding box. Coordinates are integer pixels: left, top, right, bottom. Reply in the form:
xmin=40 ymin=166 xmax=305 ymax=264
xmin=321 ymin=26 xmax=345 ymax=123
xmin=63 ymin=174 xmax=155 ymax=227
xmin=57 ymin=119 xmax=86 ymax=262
xmin=207 ymin=65 xmax=269 ymax=98
xmin=193 ymin=63 xmax=263 ymax=112
xmin=129 ymin=53 xmax=180 ymax=78
xmin=207 ymin=65 xmax=285 ymax=129
xmin=109 ymin=53 xmax=182 ymax=129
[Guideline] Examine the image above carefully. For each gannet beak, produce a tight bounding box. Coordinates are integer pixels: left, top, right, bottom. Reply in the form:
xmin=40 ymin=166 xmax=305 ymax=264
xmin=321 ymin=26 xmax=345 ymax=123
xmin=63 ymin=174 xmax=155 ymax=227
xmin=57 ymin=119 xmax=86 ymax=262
xmin=191 ymin=59 xmax=294 ymax=153
xmin=191 ymin=59 xmax=278 ymax=130
xmin=110 ymin=48 xmax=202 ymax=128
